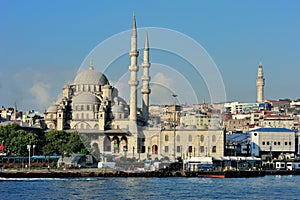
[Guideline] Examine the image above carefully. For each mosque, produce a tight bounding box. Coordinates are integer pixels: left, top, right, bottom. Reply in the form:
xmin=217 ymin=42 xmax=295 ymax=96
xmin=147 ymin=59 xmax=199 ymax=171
xmin=44 ymin=16 xmax=224 ymax=161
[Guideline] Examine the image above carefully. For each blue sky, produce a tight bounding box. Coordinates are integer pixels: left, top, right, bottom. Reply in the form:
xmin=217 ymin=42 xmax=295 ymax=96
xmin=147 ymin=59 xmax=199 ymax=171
xmin=0 ymin=1 xmax=299 ymax=111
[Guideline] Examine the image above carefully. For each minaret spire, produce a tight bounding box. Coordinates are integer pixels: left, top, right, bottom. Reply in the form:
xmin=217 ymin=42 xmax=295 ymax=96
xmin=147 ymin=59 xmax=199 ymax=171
xmin=141 ymin=29 xmax=151 ymax=122
xmin=89 ymin=57 xmax=94 ymax=70
xmin=128 ymin=14 xmax=139 ymax=123
xmin=256 ymin=61 xmax=265 ymax=103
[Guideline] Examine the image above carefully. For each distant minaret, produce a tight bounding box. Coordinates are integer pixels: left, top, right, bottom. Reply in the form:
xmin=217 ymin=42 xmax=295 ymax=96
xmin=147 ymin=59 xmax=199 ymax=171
xmin=256 ymin=61 xmax=265 ymax=103
xmin=141 ymin=30 xmax=151 ymax=122
xmin=13 ymin=102 xmax=17 ymax=121
xmin=128 ymin=14 xmax=139 ymax=122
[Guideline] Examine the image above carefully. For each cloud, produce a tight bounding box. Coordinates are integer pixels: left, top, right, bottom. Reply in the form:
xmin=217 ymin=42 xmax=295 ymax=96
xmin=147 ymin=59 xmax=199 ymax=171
xmin=152 ymin=72 xmax=175 ymax=88
xmin=29 ymin=82 xmax=51 ymax=111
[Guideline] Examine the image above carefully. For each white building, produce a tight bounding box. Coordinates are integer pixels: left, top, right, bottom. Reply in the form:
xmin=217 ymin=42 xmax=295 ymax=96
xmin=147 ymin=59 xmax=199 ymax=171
xmin=249 ymin=128 xmax=296 ymax=159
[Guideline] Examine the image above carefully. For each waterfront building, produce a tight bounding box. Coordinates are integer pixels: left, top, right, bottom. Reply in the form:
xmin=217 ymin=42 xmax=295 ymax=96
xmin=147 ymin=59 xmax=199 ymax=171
xmin=225 ymin=133 xmax=250 ymax=156
xmin=249 ymin=127 xmax=296 ymax=160
xmin=145 ymin=128 xmax=225 ymax=160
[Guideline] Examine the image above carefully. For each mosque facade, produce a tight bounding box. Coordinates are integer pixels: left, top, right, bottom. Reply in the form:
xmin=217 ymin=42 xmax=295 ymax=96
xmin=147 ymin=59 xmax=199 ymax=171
xmin=44 ymin=16 xmax=224 ymax=161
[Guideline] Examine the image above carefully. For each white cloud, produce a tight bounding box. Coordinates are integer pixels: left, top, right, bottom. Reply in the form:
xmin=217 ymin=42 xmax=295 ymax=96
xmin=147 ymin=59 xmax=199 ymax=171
xmin=29 ymin=82 xmax=51 ymax=111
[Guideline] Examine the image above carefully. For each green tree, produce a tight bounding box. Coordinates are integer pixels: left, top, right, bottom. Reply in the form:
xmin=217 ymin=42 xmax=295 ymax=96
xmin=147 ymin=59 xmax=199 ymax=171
xmin=44 ymin=130 xmax=68 ymax=156
xmin=65 ymin=132 xmax=85 ymax=154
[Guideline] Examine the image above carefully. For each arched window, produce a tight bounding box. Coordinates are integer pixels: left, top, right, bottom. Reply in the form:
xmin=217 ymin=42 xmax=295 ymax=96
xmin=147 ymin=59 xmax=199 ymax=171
xmin=212 ymin=146 xmax=216 ymax=153
xmin=188 ymin=135 xmax=192 ymax=142
xmin=176 ymin=135 xmax=180 ymax=142
xmin=212 ymin=135 xmax=216 ymax=142
xmin=200 ymin=135 xmax=204 ymax=142
xmin=165 ymin=135 xmax=169 ymax=142
xmin=80 ymin=123 xmax=84 ymax=129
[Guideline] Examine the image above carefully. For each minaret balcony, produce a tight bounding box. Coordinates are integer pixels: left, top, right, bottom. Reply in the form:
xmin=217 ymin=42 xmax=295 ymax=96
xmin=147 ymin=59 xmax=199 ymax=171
xmin=142 ymin=62 xmax=150 ymax=68
xmin=141 ymin=76 xmax=151 ymax=81
xmin=128 ymin=80 xmax=139 ymax=86
xmin=129 ymin=51 xmax=139 ymax=57
xmin=128 ymin=65 xmax=139 ymax=71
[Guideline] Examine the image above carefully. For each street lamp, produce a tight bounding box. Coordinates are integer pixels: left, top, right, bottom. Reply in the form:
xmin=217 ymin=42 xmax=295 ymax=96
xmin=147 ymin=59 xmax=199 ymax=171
xmin=27 ymin=145 xmax=31 ymax=171
xmin=172 ymin=94 xmax=178 ymax=162
xmin=32 ymin=145 xmax=36 ymax=157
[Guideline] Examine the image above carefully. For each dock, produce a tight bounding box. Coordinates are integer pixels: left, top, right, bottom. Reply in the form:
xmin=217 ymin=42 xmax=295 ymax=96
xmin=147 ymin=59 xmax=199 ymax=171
xmin=0 ymin=169 xmax=269 ymax=179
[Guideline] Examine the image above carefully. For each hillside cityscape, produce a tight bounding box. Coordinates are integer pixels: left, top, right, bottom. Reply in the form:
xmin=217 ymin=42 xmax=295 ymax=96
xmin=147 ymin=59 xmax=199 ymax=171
xmin=1 ymin=15 xmax=299 ymax=173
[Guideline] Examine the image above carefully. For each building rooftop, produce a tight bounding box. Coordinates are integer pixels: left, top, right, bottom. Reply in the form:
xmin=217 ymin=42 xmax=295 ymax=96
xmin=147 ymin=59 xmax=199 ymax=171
xmin=250 ymin=127 xmax=296 ymax=133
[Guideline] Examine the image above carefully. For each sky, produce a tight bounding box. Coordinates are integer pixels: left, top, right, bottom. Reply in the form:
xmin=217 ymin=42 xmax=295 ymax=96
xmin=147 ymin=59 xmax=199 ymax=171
xmin=0 ymin=0 xmax=299 ymax=112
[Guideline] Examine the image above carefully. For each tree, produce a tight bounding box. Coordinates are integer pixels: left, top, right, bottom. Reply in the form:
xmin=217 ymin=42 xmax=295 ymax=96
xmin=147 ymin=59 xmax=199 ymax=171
xmin=65 ymin=132 xmax=86 ymax=155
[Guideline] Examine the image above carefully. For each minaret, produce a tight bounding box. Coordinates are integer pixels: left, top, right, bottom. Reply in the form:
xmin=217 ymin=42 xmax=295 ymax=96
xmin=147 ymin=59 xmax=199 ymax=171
xmin=128 ymin=14 xmax=139 ymax=122
xmin=256 ymin=61 xmax=265 ymax=103
xmin=141 ymin=30 xmax=151 ymax=122
xmin=13 ymin=102 xmax=17 ymax=121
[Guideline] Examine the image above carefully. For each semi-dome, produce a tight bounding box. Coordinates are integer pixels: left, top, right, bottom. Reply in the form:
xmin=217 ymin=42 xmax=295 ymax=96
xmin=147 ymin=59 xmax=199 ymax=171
xmin=74 ymin=68 xmax=109 ymax=86
xmin=46 ymin=104 xmax=57 ymax=113
xmin=73 ymin=93 xmax=100 ymax=104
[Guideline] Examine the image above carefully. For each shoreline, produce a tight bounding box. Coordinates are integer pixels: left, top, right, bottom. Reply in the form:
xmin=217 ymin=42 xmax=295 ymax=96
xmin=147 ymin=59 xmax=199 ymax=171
xmin=1 ymin=169 xmax=299 ymax=179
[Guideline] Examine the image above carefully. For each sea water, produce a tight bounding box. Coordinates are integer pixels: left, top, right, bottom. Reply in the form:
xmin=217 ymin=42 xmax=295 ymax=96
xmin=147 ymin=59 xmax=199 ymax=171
xmin=0 ymin=176 xmax=299 ymax=199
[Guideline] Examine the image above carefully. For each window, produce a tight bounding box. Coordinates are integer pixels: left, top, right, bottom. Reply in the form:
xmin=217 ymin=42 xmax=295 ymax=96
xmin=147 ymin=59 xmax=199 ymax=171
xmin=289 ymin=142 xmax=292 ymax=145
xmin=274 ymin=142 xmax=277 ymax=145
xmin=262 ymin=141 xmax=265 ymax=145
xmin=87 ymin=105 xmax=90 ymax=110
xmin=267 ymin=141 xmax=270 ymax=145
xmin=278 ymin=142 xmax=281 ymax=145
xmin=200 ymin=135 xmax=204 ymax=142
xmin=200 ymin=146 xmax=204 ymax=153
xmin=212 ymin=146 xmax=216 ymax=153
xmin=176 ymin=135 xmax=180 ymax=142
xmin=86 ymin=113 xmax=89 ymax=119
xmin=81 ymin=113 xmax=84 ymax=119
xmin=165 ymin=135 xmax=169 ymax=142
xmin=188 ymin=146 xmax=193 ymax=153
xmin=177 ymin=146 xmax=181 ymax=153
xmin=188 ymin=135 xmax=192 ymax=142
xmin=212 ymin=135 xmax=216 ymax=142
xmin=165 ymin=146 xmax=169 ymax=153
xmin=285 ymin=142 xmax=288 ymax=145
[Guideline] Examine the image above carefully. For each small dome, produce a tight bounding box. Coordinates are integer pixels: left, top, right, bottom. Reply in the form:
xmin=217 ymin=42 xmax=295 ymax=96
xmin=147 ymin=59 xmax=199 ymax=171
xmin=112 ymin=104 xmax=124 ymax=113
xmin=74 ymin=68 xmax=109 ymax=86
xmin=73 ymin=93 xmax=100 ymax=104
xmin=46 ymin=104 xmax=57 ymax=113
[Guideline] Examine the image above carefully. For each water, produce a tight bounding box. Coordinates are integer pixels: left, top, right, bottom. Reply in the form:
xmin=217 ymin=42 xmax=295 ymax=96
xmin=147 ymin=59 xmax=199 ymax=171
xmin=1 ymin=176 xmax=300 ymax=200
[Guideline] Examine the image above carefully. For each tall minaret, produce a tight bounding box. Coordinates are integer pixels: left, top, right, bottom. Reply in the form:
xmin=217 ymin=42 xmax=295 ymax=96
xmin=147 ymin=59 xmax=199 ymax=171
xmin=256 ymin=61 xmax=265 ymax=103
xmin=141 ymin=30 xmax=151 ymax=122
xmin=128 ymin=14 xmax=139 ymax=122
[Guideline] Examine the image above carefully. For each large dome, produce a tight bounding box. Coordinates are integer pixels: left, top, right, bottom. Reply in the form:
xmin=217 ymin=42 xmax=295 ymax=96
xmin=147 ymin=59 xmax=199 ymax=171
xmin=74 ymin=68 xmax=109 ymax=86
